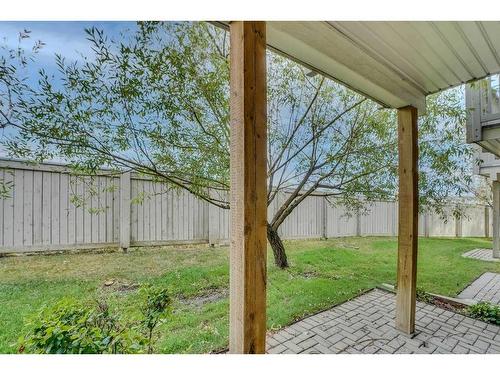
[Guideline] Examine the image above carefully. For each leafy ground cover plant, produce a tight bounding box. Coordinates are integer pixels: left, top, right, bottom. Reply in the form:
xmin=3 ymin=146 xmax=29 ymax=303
xmin=19 ymin=285 xmax=171 ymax=354
xmin=467 ymin=302 xmax=500 ymax=325
xmin=415 ymin=287 xmax=434 ymax=304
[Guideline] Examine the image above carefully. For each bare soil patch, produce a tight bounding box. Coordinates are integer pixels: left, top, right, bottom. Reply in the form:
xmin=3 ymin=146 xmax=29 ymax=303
xmin=178 ymin=288 xmax=228 ymax=308
xmin=101 ymin=279 xmax=140 ymax=294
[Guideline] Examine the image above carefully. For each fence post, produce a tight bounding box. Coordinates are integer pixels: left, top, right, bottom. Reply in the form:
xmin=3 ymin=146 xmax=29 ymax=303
xmin=455 ymin=213 xmax=463 ymax=238
xmin=485 ymin=206 xmax=490 ymax=238
xmin=321 ymin=195 xmax=328 ymax=239
xmin=119 ymin=172 xmax=131 ymax=251
xmin=423 ymin=212 xmax=430 ymax=237
xmin=356 ymin=210 xmax=362 ymax=237
xmin=392 ymin=202 xmax=398 ymax=236
xmin=208 ymin=201 xmax=220 ymax=246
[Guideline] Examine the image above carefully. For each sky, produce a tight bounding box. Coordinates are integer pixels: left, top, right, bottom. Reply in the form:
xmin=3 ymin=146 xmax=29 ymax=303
xmin=0 ymin=21 xmax=137 ymax=157
xmin=0 ymin=21 xmax=136 ymax=74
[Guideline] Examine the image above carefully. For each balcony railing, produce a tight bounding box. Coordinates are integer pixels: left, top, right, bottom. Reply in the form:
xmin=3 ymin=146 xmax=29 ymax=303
xmin=466 ymin=74 xmax=500 ymax=156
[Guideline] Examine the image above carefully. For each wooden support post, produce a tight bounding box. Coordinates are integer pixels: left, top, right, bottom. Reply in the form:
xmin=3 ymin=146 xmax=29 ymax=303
xmin=119 ymin=172 xmax=131 ymax=252
xmin=493 ymin=181 xmax=500 ymax=258
xmin=229 ymin=21 xmax=267 ymax=354
xmin=395 ymin=106 xmax=419 ymax=335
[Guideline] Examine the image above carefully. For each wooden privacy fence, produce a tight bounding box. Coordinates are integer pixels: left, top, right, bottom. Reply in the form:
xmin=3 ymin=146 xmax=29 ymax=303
xmin=0 ymin=159 xmax=491 ymax=254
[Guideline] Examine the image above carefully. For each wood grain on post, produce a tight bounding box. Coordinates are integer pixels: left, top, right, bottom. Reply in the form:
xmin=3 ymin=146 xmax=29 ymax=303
xmin=229 ymin=21 xmax=268 ymax=354
xmin=395 ymin=106 xmax=419 ymax=335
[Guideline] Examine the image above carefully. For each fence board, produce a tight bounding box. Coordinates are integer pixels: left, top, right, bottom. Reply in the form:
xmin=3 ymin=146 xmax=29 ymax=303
xmin=33 ymin=171 xmax=43 ymax=245
xmin=13 ymin=169 xmax=24 ymax=247
xmin=0 ymin=159 xmax=492 ymax=253
xmin=326 ymin=202 xmax=357 ymax=237
xmin=3 ymin=170 xmax=16 ymax=247
xmin=42 ymin=172 xmax=52 ymax=245
xmin=59 ymin=173 xmax=68 ymax=245
xmin=23 ymin=170 xmax=33 ymax=246
xmin=50 ymin=172 xmax=60 ymax=245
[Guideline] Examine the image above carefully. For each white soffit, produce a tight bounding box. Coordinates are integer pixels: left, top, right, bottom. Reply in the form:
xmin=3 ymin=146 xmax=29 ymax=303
xmin=264 ymin=21 xmax=500 ymax=113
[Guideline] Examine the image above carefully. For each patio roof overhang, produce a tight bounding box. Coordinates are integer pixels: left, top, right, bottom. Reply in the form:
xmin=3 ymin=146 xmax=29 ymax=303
xmin=216 ymin=21 xmax=500 ymax=114
xmin=222 ymin=21 xmax=500 ymax=354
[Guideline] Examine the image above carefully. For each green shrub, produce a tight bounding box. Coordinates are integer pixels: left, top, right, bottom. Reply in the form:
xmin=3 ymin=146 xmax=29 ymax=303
xmin=140 ymin=285 xmax=172 ymax=353
xmin=19 ymin=285 xmax=172 ymax=354
xmin=467 ymin=302 xmax=500 ymax=326
xmin=19 ymin=298 xmax=143 ymax=354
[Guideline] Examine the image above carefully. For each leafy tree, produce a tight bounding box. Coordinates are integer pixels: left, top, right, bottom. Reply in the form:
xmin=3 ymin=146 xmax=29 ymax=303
xmin=0 ymin=22 xmax=475 ymax=268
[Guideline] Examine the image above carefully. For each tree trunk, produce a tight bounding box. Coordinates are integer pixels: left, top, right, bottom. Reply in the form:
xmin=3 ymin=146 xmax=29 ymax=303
xmin=267 ymin=224 xmax=289 ymax=268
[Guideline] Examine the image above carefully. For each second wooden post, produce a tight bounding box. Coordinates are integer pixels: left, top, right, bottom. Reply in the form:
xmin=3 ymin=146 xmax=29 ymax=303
xmin=395 ymin=106 xmax=419 ymax=335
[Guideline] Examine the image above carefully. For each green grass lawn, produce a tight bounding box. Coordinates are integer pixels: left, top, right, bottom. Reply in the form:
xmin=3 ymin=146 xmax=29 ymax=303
xmin=1 ymin=237 xmax=499 ymax=353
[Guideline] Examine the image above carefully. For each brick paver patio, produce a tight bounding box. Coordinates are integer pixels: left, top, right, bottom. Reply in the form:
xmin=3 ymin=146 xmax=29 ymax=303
xmin=462 ymin=248 xmax=500 ymax=262
xmin=266 ymin=289 xmax=500 ymax=354
xmin=458 ymin=272 xmax=500 ymax=305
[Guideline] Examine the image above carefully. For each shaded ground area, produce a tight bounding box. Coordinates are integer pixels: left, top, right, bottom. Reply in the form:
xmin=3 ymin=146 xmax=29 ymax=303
xmin=1 ymin=237 xmax=500 ymax=353
xmin=267 ymin=289 xmax=500 ymax=354
xmin=458 ymin=272 xmax=500 ymax=305
xmin=462 ymin=248 xmax=500 ymax=262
